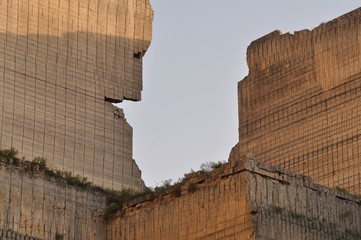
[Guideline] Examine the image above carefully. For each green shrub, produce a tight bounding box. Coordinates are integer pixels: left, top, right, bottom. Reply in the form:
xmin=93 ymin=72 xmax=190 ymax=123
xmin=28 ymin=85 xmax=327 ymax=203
xmin=63 ymin=172 xmax=88 ymax=189
xmin=0 ymin=147 xmax=20 ymax=165
xmin=0 ymin=147 xmax=18 ymax=159
xmin=188 ymin=182 xmax=198 ymax=193
xmin=154 ymin=179 xmax=172 ymax=192
xmin=31 ymin=157 xmax=47 ymax=171
xmin=173 ymin=184 xmax=182 ymax=197
xmin=104 ymin=189 xmax=148 ymax=220
xmin=200 ymin=160 xmax=226 ymax=172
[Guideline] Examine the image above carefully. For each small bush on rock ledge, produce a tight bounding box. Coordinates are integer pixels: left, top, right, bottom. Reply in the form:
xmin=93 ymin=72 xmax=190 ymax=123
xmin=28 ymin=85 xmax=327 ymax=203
xmin=0 ymin=147 xmax=20 ymax=165
xmin=0 ymin=147 xmax=93 ymax=191
xmin=200 ymin=160 xmax=226 ymax=172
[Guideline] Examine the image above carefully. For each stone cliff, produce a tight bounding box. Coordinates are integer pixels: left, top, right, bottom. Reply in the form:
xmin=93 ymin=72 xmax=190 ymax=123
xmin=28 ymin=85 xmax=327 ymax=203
xmin=2 ymin=3 xmax=361 ymax=240
xmin=107 ymin=159 xmax=361 ymax=240
xmin=233 ymin=7 xmax=361 ymax=194
xmin=0 ymin=160 xmax=107 ymax=239
xmin=0 ymin=0 xmax=153 ymax=191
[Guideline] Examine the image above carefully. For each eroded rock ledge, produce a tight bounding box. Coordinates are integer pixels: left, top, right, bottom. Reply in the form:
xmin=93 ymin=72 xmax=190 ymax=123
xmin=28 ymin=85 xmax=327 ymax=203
xmin=106 ymin=158 xmax=361 ymax=239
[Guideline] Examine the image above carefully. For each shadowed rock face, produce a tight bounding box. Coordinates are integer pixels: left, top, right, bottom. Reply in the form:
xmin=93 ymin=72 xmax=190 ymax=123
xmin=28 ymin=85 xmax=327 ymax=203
xmin=0 ymin=0 xmax=153 ymax=191
xmin=233 ymin=7 xmax=361 ymax=194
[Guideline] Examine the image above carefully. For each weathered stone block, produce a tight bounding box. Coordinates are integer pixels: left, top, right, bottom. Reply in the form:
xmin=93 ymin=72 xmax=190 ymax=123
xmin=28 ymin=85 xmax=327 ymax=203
xmin=234 ymin=7 xmax=361 ymax=194
xmin=0 ymin=0 xmax=153 ymax=191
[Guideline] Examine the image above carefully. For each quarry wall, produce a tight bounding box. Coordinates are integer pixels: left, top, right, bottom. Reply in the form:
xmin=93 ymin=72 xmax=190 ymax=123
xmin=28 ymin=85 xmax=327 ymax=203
xmin=236 ymin=7 xmax=361 ymax=194
xmin=1 ymin=157 xmax=360 ymax=240
xmin=2 ymin=2 xmax=361 ymax=239
xmin=247 ymin=160 xmax=361 ymax=240
xmin=0 ymin=161 xmax=107 ymax=240
xmin=106 ymin=162 xmax=255 ymax=240
xmin=104 ymin=7 xmax=361 ymax=239
xmin=106 ymin=159 xmax=361 ymax=240
xmin=0 ymin=0 xmax=153 ymax=191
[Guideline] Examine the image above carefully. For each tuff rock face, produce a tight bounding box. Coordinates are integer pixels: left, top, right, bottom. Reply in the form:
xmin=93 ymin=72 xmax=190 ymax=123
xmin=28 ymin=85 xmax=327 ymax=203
xmin=0 ymin=0 xmax=153 ymax=191
xmin=232 ymin=7 xmax=361 ymax=194
xmin=2 ymin=3 xmax=361 ymax=240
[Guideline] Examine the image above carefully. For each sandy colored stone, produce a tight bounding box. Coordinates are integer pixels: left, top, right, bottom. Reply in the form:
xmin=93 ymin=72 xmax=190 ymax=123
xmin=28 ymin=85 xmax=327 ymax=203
xmin=0 ymin=162 xmax=107 ymax=239
xmin=0 ymin=0 xmax=153 ymax=191
xmin=3 ymin=3 xmax=361 ymax=240
xmin=105 ymin=159 xmax=361 ymax=240
xmin=234 ymin=7 xmax=361 ymax=194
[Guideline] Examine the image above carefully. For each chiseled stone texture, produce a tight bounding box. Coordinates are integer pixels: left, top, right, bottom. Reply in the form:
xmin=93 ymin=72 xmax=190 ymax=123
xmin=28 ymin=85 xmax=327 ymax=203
xmin=107 ymin=159 xmax=361 ymax=240
xmin=0 ymin=162 xmax=107 ymax=240
xmin=0 ymin=0 xmax=153 ymax=190
xmin=107 ymin=162 xmax=255 ymax=240
xmin=235 ymin=7 xmax=361 ymax=194
xmin=248 ymin=160 xmax=361 ymax=240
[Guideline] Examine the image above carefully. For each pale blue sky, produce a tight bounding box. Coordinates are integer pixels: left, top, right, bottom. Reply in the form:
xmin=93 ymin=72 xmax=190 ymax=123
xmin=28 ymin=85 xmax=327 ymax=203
xmin=121 ymin=1 xmax=360 ymax=187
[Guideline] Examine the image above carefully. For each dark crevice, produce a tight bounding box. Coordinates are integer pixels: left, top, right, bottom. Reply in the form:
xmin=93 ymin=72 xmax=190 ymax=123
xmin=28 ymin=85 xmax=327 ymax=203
xmin=104 ymin=96 xmax=122 ymax=103
xmin=133 ymin=52 xmax=142 ymax=59
xmin=104 ymin=96 xmax=139 ymax=104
